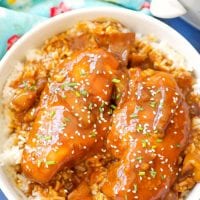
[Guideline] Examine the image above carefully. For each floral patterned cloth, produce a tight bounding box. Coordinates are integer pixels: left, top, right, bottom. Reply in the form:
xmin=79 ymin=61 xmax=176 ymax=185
xmin=0 ymin=0 xmax=151 ymax=59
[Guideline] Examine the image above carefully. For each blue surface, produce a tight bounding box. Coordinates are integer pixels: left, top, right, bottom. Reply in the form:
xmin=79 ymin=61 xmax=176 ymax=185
xmin=162 ymin=18 xmax=200 ymax=53
xmin=0 ymin=17 xmax=200 ymax=200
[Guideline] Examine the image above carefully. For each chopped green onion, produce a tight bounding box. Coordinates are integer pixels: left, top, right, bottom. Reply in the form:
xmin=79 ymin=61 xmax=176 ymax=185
xmin=80 ymin=89 xmax=88 ymax=97
xmin=136 ymin=106 xmax=144 ymax=111
xmin=136 ymin=124 xmax=143 ymax=132
xmin=116 ymin=93 xmax=121 ymax=100
xmin=150 ymin=169 xmax=157 ymax=178
xmin=112 ymin=78 xmax=120 ymax=83
xmin=44 ymin=135 xmax=52 ymax=141
xmin=29 ymin=85 xmax=36 ymax=91
xmin=50 ymin=110 xmax=56 ymax=118
xmin=161 ymin=174 xmax=166 ymax=180
xmin=61 ymin=82 xmax=67 ymax=89
xmin=110 ymin=104 xmax=116 ymax=109
xmin=22 ymin=81 xmax=29 ymax=89
xmin=99 ymin=102 xmax=105 ymax=113
xmin=108 ymin=108 xmax=113 ymax=115
xmin=176 ymin=143 xmax=181 ymax=148
xmin=150 ymin=101 xmax=157 ymax=108
xmin=68 ymin=82 xmax=78 ymax=87
xmin=156 ymin=139 xmax=163 ymax=143
xmin=130 ymin=113 xmax=138 ymax=119
xmin=89 ymin=131 xmax=97 ymax=138
xmin=139 ymin=171 xmax=146 ymax=176
xmin=142 ymin=139 xmax=147 ymax=148
xmin=46 ymin=160 xmax=56 ymax=165
xmin=88 ymin=103 xmax=93 ymax=110
xmin=64 ymin=117 xmax=71 ymax=122
xmin=136 ymin=156 xmax=143 ymax=161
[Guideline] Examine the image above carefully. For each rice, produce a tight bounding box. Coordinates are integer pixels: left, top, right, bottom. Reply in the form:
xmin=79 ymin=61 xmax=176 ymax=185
xmin=0 ymin=19 xmax=199 ymax=199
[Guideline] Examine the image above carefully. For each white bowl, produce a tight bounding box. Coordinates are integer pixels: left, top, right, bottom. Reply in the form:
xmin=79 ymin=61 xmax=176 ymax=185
xmin=0 ymin=7 xmax=200 ymax=200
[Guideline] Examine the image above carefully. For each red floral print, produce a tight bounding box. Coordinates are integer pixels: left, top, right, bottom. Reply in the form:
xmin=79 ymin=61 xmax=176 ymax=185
xmin=7 ymin=34 xmax=21 ymax=50
xmin=50 ymin=2 xmax=71 ymax=17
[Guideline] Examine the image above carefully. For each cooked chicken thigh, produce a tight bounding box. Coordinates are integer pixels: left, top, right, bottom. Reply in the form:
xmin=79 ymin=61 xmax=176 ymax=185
xmin=101 ymin=68 xmax=190 ymax=199
xmin=22 ymin=49 xmax=122 ymax=183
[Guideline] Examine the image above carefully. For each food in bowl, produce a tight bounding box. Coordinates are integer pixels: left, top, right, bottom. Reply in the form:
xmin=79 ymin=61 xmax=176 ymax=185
xmin=0 ymin=18 xmax=200 ymax=200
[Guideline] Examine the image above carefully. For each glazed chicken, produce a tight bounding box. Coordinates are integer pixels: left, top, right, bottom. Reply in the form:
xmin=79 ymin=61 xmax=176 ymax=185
xmin=7 ymin=19 xmax=196 ymax=200
xmin=100 ymin=68 xmax=190 ymax=199
xmin=22 ymin=49 xmax=124 ymax=183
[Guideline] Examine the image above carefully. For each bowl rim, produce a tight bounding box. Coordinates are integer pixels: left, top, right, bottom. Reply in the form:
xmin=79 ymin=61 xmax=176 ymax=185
xmin=0 ymin=6 xmax=200 ymax=200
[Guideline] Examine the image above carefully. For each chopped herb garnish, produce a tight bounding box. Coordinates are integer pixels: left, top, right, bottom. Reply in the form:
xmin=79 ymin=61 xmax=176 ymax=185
xmin=62 ymin=94 xmax=67 ymax=98
xmin=136 ymin=156 xmax=143 ymax=161
xmin=150 ymin=169 xmax=157 ymax=178
xmin=130 ymin=113 xmax=138 ymax=119
xmin=22 ymin=81 xmax=29 ymax=89
xmin=61 ymin=82 xmax=67 ymax=89
xmin=21 ymin=81 xmax=36 ymax=91
xmin=112 ymin=78 xmax=120 ymax=83
xmin=136 ymin=124 xmax=143 ymax=132
xmin=108 ymin=108 xmax=113 ymax=115
xmin=176 ymin=143 xmax=181 ymax=148
xmin=50 ymin=110 xmax=56 ymax=118
xmin=133 ymin=184 xmax=138 ymax=193
xmin=110 ymin=104 xmax=116 ymax=110
xmin=89 ymin=131 xmax=97 ymax=138
xmin=156 ymin=139 xmax=163 ymax=143
xmin=68 ymin=82 xmax=78 ymax=87
xmin=161 ymin=174 xmax=166 ymax=180
xmin=80 ymin=89 xmax=88 ymax=97
xmin=142 ymin=139 xmax=147 ymax=148
xmin=99 ymin=102 xmax=105 ymax=113
xmin=64 ymin=117 xmax=71 ymax=122
xmin=75 ymin=91 xmax=81 ymax=97
xmin=116 ymin=93 xmax=121 ymax=100
xmin=150 ymin=101 xmax=157 ymax=108
xmin=44 ymin=135 xmax=52 ymax=141
xmin=139 ymin=171 xmax=146 ymax=176
xmin=88 ymin=103 xmax=93 ymax=110
xmin=136 ymin=105 xmax=144 ymax=111
xmin=46 ymin=160 xmax=56 ymax=165
xmin=29 ymin=85 xmax=36 ymax=91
